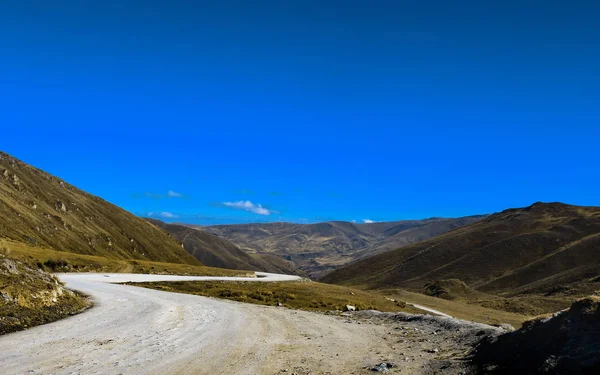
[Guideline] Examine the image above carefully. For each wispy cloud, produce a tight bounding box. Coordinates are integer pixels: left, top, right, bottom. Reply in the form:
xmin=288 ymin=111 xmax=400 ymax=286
xmin=131 ymin=190 xmax=186 ymax=199
xmin=363 ymin=219 xmax=376 ymax=223
xmin=167 ymin=190 xmax=183 ymax=197
xmin=218 ymin=200 xmax=276 ymax=216
xmin=160 ymin=212 xmax=179 ymax=219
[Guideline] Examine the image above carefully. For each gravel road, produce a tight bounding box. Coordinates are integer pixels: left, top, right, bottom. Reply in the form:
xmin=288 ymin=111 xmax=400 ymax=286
xmin=0 ymin=272 xmax=456 ymax=375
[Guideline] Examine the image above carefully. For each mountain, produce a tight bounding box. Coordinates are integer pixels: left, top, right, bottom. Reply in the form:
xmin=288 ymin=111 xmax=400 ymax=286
xmin=0 ymin=151 xmax=199 ymax=265
xmin=322 ymin=202 xmax=600 ymax=299
xmin=200 ymin=216 xmax=484 ymax=278
xmin=147 ymin=219 xmax=306 ymax=276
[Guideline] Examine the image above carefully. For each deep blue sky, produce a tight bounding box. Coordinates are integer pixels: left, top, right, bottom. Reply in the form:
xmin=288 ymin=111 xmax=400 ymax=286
xmin=1 ymin=1 xmax=599 ymax=224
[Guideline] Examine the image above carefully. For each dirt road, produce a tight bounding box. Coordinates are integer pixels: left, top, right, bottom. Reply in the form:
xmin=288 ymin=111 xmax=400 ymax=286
xmin=0 ymin=273 xmax=493 ymax=374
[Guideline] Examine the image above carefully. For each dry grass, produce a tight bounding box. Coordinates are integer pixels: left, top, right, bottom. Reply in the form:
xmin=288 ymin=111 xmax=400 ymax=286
xmin=128 ymin=280 xmax=424 ymax=314
xmin=0 ymin=239 xmax=251 ymax=277
xmin=0 ymin=151 xmax=199 ymax=265
xmin=383 ymin=289 xmax=530 ymax=328
xmin=1 ymin=255 xmax=91 ymax=335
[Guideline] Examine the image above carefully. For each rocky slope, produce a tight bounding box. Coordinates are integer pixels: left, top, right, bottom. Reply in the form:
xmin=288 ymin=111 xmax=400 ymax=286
xmin=201 ymin=216 xmax=483 ymax=278
xmin=147 ymin=219 xmax=306 ymax=276
xmin=322 ymin=202 xmax=600 ymax=299
xmin=0 ymin=151 xmax=199 ymax=265
xmin=471 ymin=296 xmax=600 ymax=374
xmin=0 ymin=254 xmax=90 ymax=334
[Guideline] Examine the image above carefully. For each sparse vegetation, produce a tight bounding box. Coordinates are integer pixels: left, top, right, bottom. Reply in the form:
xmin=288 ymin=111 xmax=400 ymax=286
xmin=0 ymin=255 xmax=91 ymax=335
xmin=0 ymin=151 xmax=199 ymax=266
xmin=127 ymin=280 xmax=424 ymax=313
xmin=323 ymin=202 xmax=600 ymax=323
xmin=0 ymin=239 xmax=252 ymax=277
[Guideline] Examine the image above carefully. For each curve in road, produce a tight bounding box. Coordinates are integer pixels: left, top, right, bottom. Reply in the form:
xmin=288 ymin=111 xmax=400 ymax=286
xmin=0 ymin=272 xmax=410 ymax=375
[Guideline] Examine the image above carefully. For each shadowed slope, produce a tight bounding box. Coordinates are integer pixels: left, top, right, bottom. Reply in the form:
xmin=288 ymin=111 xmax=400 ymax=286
xmin=147 ymin=219 xmax=306 ymax=276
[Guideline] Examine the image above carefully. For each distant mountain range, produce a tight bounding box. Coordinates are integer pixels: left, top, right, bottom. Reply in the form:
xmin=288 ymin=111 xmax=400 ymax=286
xmin=147 ymin=219 xmax=306 ymax=276
xmin=322 ymin=202 xmax=600 ymax=299
xmin=196 ymin=216 xmax=484 ymax=278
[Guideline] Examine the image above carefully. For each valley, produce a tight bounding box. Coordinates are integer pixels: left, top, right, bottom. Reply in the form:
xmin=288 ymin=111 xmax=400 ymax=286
xmin=200 ymin=216 xmax=484 ymax=279
xmin=1 ymin=150 xmax=599 ymax=374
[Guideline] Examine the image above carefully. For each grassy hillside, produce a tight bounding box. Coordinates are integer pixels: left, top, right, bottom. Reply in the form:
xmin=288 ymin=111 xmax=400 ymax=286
xmin=0 ymin=151 xmax=199 ymax=265
xmin=322 ymin=202 xmax=600 ymax=298
xmin=202 ymin=216 xmax=483 ymax=278
xmin=0 ymin=239 xmax=250 ymax=277
xmin=147 ymin=219 xmax=306 ymax=276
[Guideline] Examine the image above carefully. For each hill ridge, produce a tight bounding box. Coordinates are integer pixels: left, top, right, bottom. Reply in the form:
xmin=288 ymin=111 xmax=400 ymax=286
xmin=322 ymin=202 xmax=600 ymax=300
xmin=0 ymin=151 xmax=199 ymax=265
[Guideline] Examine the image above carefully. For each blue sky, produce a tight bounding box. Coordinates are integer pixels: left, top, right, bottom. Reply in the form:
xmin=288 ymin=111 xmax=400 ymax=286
xmin=1 ymin=1 xmax=599 ymax=224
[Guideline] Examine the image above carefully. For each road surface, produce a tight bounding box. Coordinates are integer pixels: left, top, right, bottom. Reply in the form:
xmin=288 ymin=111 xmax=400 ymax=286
xmin=408 ymin=303 xmax=453 ymax=318
xmin=0 ymin=272 xmax=423 ymax=375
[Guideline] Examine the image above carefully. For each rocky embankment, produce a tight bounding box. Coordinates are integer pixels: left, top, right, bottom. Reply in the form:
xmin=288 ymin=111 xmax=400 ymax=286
xmin=0 ymin=253 xmax=90 ymax=335
xmin=471 ymin=296 xmax=600 ymax=374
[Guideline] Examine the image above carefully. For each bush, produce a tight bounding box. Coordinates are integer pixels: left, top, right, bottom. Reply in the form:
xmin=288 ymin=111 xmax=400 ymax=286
xmin=43 ymin=259 xmax=69 ymax=271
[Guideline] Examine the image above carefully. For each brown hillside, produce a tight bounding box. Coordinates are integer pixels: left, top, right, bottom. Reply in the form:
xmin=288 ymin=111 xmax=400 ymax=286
xmin=201 ymin=216 xmax=483 ymax=278
xmin=322 ymin=202 xmax=600 ymax=298
xmin=147 ymin=219 xmax=305 ymax=276
xmin=0 ymin=151 xmax=199 ymax=265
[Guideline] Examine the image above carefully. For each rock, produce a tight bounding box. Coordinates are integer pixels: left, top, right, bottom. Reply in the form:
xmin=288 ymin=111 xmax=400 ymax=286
xmin=55 ymin=201 xmax=67 ymax=212
xmin=2 ymin=169 xmax=8 ymax=178
xmin=277 ymin=302 xmax=284 ymax=307
xmin=1 ymin=291 xmax=12 ymax=301
xmin=427 ymin=348 xmax=439 ymax=353
xmin=370 ymin=362 xmax=394 ymax=372
xmin=344 ymin=305 xmax=356 ymax=312
xmin=498 ymin=323 xmax=515 ymax=332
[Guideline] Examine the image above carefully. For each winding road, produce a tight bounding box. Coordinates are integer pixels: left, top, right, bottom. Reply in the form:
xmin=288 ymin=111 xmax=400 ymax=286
xmin=0 ymin=272 xmax=410 ymax=375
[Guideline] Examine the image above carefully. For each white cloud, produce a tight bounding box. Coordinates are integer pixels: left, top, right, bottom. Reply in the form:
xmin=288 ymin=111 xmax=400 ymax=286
xmin=147 ymin=212 xmax=154 ymax=217
xmin=167 ymin=190 xmax=183 ymax=198
xmin=160 ymin=212 xmax=179 ymax=219
xmin=363 ymin=219 xmax=376 ymax=223
xmin=221 ymin=200 xmax=275 ymax=216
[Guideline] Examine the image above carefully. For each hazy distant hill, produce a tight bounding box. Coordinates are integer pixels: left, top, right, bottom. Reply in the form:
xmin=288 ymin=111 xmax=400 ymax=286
xmin=147 ymin=219 xmax=306 ymax=276
xmin=0 ymin=151 xmax=199 ymax=265
xmin=199 ymin=216 xmax=484 ymax=278
xmin=322 ymin=202 xmax=600 ymax=298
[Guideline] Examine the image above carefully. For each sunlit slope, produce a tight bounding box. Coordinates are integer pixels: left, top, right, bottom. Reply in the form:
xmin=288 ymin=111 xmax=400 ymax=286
xmin=0 ymin=151 xmax=199 ymax=265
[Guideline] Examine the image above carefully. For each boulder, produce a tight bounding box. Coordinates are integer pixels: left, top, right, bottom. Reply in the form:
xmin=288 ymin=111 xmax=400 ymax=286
xmin=344 ymin=305 xmax=356 ymax=312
